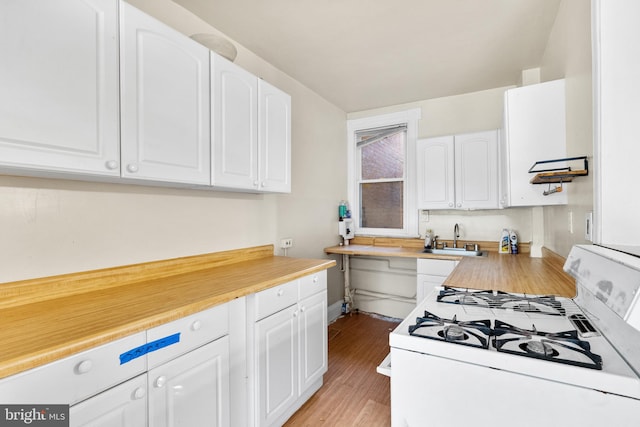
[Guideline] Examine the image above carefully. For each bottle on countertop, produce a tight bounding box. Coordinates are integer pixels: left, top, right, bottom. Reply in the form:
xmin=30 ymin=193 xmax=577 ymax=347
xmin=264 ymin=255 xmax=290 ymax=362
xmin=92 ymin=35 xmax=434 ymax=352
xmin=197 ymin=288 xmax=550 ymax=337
xmin=424 ymin=229 xmax=434 ymax=249
xmin=499 ymin=229 xmax=510 ymax=254
xmin=510 ymin=230 xmax=519 ymax=254
xmin=339 ymin=200 xmax=347 ymax=219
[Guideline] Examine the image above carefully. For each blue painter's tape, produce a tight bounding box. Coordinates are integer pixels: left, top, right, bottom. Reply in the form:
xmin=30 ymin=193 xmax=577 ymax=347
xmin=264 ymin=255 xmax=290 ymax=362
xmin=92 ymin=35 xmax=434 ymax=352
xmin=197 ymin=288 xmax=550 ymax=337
xmin=119 ymin=332 xmax=181 ymax=364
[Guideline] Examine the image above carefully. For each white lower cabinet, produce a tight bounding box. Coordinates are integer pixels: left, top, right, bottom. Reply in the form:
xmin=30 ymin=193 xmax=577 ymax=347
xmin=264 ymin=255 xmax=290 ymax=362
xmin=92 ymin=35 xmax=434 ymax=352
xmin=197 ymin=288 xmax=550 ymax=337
xmin=298 ymin=291 xmax=328 ymax=393
xmin=70 ymin=374 xmax=148 ymax=427
xmin=0 ymin=333 xmax=147 ymax=405
xmin=149 ymin=336 xmax=230 ymax=427
xmin=416 ymin=258 xmax=458 ymax=303
xmin=0 ymin=273 xmax=328 ymax=427
xmin=250 ymin=271 xmax=328 ymax=427
xmin=256 ymin=304 xmax=299 ymax=426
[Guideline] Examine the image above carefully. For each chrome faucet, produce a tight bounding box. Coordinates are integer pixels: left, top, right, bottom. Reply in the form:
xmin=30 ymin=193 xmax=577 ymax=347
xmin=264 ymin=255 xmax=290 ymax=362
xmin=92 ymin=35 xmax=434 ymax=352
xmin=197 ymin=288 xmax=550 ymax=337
xmin=453 ymin=223 xmax=460 ymax=248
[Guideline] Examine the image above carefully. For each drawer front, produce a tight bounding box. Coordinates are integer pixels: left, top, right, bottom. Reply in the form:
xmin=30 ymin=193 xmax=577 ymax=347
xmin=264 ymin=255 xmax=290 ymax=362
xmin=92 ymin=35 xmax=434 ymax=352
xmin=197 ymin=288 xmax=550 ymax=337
xmin=147 ymin=303 xmax=229 ymax=369
xmin=0 ymin=332 xmax=146 ymax=405
xmin=417 ymin=259 xmax=457 ymax=276
xmin=254 ymin=279 xmax=298 ymax=321
xmin=299 ymin=270 xmax=327 ymax=300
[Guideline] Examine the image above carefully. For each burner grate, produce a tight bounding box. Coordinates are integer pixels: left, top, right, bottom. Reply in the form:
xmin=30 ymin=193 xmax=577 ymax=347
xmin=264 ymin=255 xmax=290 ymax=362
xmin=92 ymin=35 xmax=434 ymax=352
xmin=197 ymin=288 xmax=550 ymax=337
xmin=492 ymin=319 xmax=603 ymax=370
xmin=437 ymin=287 xmax=567 ymax=316
xmin=408 ymin=311 xmax=492 ymax=349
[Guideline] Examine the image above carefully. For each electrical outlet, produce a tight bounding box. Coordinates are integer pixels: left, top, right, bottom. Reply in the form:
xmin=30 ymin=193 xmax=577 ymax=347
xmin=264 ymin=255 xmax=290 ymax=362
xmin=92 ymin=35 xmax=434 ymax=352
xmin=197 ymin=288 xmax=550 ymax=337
xmin=280 ymin=238 xmax=293 ymax=249
xmin=585 ymin=211 xmax=593 ymax=241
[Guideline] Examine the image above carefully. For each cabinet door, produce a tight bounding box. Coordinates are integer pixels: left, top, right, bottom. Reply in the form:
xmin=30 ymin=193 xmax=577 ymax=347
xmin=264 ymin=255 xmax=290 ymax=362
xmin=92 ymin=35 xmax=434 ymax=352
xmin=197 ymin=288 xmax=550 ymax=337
xmin=454 ymin=130 xmax=499 ymax=209
xmin=149 ymin=336 xmax=230 ymax=427
xmin=258 ymin=79 xmax=291 ymax=193
xmin=0 ymin=0 xmax=119 ymax=176
xmin=120 ymin=2 xmax=211 ymax=185
xmin=298 ymin=291 xmax=327 ymax=394
xmin=212 ymin=53 xmax=259 ymax=190
xmin=70 ymin=374 xmax=147 ymax=427
xmin=417 ymin=259 xmax=457 ymax=303
xmin=416 ymin=136 xmax=455 ymax=209
xmin=255 ymin=304 xmax=298 ymax=427
xmin=593 ymin=1 xmax=640 ymax=246
xmin=503 ymin=79 xmax=567 ymax=206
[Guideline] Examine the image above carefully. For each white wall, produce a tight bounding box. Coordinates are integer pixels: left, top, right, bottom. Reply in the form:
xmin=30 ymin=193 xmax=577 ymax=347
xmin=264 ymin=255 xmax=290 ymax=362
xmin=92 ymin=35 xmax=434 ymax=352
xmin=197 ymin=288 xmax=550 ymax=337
xmin=0 ymin=0 xmax=347 ymax=300
xmin=540 ymin=0 xmax=593 ymax=257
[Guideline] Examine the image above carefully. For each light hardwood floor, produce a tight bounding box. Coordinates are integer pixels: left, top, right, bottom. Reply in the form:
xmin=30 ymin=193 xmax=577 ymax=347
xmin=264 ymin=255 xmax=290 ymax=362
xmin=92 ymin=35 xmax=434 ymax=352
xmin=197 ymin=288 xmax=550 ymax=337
xmin=285 ymin=312 xmax=401 ymax=426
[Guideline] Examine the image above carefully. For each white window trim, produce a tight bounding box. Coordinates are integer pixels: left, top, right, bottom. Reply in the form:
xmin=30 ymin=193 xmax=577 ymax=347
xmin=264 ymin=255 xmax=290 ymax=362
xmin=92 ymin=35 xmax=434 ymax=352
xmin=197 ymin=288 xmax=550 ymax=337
xmin=347 ymin=108 xmax=422 ymax=238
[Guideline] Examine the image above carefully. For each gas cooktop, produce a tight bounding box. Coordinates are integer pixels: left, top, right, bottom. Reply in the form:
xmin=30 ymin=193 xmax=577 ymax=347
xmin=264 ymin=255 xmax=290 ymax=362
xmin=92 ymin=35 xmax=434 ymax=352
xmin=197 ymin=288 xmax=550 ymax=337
xmin=407 ymin=287 xmax=603 ymax=370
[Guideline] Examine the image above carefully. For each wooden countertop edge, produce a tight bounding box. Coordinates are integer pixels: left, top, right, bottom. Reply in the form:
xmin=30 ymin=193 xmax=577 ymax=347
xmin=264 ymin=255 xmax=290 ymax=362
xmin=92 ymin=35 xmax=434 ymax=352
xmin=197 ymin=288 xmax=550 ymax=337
xmin=325 ymin=237 xmax=531 ymax=256
xmin=324 ymin=240 xmax=575 ymax=298
xmin=0 ymin=249 xmax=336 ymax=379
xmin=0 ymin=245 xmax=276 ymax=309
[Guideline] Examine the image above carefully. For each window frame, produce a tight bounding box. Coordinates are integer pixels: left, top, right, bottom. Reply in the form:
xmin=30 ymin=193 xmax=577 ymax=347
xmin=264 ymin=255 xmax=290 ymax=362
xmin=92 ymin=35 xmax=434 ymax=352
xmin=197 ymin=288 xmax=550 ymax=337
xmin=347 ymin=108 xmax=421 ymax=237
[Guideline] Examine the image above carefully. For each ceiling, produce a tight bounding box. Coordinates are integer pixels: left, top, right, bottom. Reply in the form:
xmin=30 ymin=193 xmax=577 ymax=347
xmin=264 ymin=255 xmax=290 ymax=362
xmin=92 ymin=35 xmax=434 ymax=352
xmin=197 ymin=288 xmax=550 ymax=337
xmin=174 ymin=0 xmax=562 ymax=112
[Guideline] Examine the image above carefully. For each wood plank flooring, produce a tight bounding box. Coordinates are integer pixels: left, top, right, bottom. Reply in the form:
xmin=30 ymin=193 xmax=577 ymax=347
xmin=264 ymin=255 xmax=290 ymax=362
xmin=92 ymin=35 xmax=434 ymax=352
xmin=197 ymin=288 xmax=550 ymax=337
xmin=285 ymin=312 xmax=401 ymax=426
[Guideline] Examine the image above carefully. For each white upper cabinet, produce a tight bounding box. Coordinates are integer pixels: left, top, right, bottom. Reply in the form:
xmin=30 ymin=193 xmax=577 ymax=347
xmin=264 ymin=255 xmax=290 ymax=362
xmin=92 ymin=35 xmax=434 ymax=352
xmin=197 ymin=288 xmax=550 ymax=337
xmin=0 ymin=0 xmax=120 ymax=176
xmin=0 ymin=1 xmax=290 ymax=192
xmin=501 ymin=79 xmax=567 ymax=207
xmin=592 ymin=0 xmax=640 ymax=247
xmin=417 ymin=130 xmax=499 ymax=210
xmin=120 ymin=2 xmax=211 ymax=185
xmin=454 ymin=131 xmax=499 ymax=209
xmin=258 ymin=80 xmax=292 ymax=193
xmin=417 ymin=136 xmax=455 ymax=209
xmin=212 ymin=54 xmax=291 ymax=193
xmin=212 ymin=54 xmax=258 ymax=189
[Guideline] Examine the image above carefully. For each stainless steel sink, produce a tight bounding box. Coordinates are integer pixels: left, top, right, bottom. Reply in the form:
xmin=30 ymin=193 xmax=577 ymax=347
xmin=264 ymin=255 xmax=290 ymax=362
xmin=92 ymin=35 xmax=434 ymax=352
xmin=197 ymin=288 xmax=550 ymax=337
xmin=422 ymin=248 xmax=488 ymax=257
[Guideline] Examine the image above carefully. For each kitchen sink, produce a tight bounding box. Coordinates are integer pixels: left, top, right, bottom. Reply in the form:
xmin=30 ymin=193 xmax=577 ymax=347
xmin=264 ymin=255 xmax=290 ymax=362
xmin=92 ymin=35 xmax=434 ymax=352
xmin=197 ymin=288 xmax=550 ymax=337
xmin=422 ymin=248 xmax=488 ymax=257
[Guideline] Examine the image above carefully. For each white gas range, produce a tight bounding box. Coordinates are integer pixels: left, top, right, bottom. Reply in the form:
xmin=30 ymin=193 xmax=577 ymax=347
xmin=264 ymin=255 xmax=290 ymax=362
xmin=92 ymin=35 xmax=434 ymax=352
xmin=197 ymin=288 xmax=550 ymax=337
xmin=387 ymin=245 xmax=640 ymax=427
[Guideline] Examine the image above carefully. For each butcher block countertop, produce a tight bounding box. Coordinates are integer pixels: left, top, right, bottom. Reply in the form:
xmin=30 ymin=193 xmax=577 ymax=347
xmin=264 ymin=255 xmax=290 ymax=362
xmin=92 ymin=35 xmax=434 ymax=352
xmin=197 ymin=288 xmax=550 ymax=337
xmin=325 ymin=237 xmax=575 ymax=297
xmin=0 ymin=245 xmax=335 ymax=379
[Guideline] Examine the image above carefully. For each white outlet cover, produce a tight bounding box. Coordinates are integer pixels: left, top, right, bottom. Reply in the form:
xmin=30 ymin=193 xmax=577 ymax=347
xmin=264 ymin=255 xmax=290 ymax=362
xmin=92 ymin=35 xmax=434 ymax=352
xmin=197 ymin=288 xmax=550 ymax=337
xmin=585 ymin=212 xmax=593 ymax=241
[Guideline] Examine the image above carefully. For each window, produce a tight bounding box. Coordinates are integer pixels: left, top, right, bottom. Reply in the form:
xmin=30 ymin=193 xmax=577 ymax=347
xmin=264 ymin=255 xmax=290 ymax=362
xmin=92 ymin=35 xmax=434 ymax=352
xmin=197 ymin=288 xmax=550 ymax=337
xmin=347 ymin=109 xmax=421 ymax=237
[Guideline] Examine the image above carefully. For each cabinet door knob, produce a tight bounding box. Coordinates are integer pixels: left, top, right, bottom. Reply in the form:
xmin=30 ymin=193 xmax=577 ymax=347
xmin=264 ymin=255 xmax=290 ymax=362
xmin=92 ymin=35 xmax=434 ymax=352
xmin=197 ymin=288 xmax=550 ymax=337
xmin=277 ymin=289 xmax=284 ymax=297
xmin=300 ymin=306 xmax=306 ymax=312
xmin=313 ymin=276 xmax=318 ymax=283
xmin=261 ymin=181 xmax=266 ymax=188
xmin=253 ymin=180 xmax=259 ymax=187
xmin=293 ymin=310 xmax=298 ymax=317
xmin=155 ymin=376 xmax=167 ymax=388
xmin=75 ymin=360 xmax=93 ymax=374
xmin=191 ymin=320 xmax=202 ymax=331
xmin=457 ymin=203 xmax=462 ymax=207
xmin=127 ymin=163 xmax=139 ymax=173
xmin=448 ymin=203 xmax=454 ymax=207
xmin=133 ymin=387 xmax=146 ymax=400
xmin=105 ymin=160 xmax=119 ymax=170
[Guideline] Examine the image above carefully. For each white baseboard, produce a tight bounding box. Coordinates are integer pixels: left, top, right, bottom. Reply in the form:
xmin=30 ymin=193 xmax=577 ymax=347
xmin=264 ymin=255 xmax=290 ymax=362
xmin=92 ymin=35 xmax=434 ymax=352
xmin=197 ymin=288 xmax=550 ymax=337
xmin=328 ymin=300 xmax=343 ymax=323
